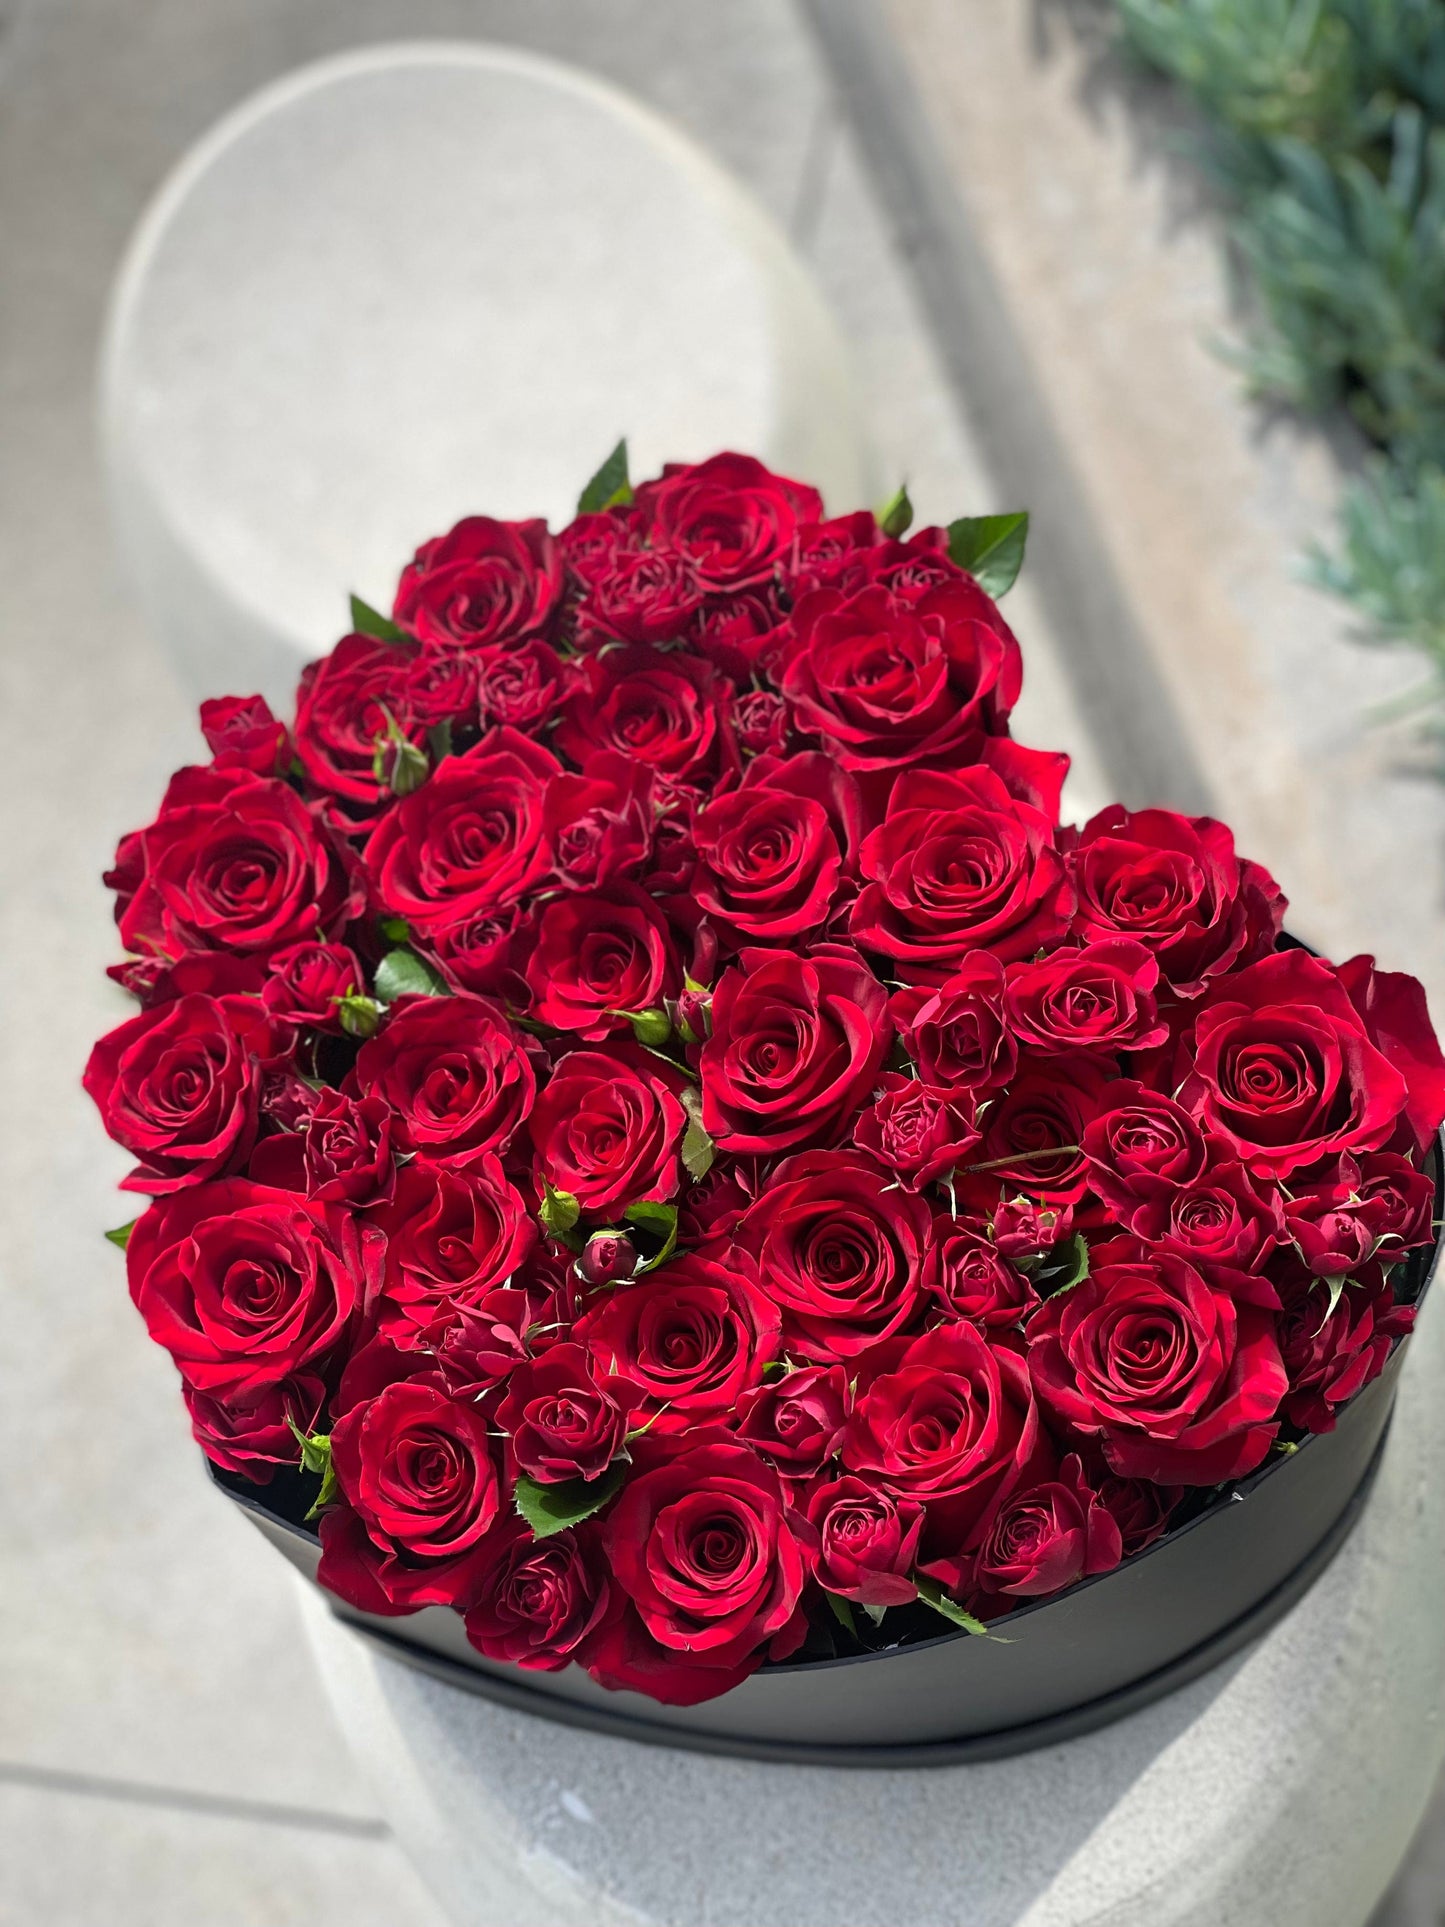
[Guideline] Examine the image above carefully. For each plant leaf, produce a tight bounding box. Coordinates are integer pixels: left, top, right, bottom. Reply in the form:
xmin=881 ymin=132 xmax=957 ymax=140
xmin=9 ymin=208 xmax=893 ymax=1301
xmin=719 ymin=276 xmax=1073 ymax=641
xmin=577 ymin=439 xmax=633 ymax=514
xmin=349 ymin=593 xmax=404 ymax=641
xmin=915 ymin=1573 xmax=997 ymax=1638
xmin=623 ymin=1199 xmax=679 ymax=1271
xmin=877 ymin=482 xmax=914 ymax=539
xmin=946 ymin=512 xmax=1030 ymax=596
xmin=104 ymin=1219 xmax=137 ymax=1251
xmin=1040 ymin=1231 xmax=1091 ymax=1297
xmin=514 ymin=1460 xmax=628 ymax=1539
xmin=681 ymin=1115 xmax=716 ymax=1184
xmin=825 ymin=1591 xmax=859 ymax=1636
xmin=374 ymin=947 xmax=449 ymax=1002
xmin=378 ymin=915 xmax=411 ymax=945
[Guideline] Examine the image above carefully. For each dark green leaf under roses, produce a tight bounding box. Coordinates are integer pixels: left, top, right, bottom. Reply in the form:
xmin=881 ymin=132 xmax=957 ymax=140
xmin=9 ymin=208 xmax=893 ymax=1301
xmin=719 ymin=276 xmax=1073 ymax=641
xmin=1036 ymin=1231 xmax=1092 ymax=1298
xmin=946 ymin=511 xmax=1030 ymax=597
xmin=681 ymin=1113 xmax=716 ymax=1184
xmin=514 ymin=1459 xmax=628 ymax=1539
xmin=577 ymin=438 xmax=634 ymax=515
xmin=877 ymin=481 xmax=914 ymax=539
xmin=349 ymin=593 xmax=404 ymax=641
xmin=623 ymin=1199 xmax=679 ymax=1272
xmin=104 ymin=1219 xmax=137 ymax=1251
xmin=374 ymin=947 xmax=449 ymax=1003
xmin=915 ymin=1573 xmax=996 ymax=1639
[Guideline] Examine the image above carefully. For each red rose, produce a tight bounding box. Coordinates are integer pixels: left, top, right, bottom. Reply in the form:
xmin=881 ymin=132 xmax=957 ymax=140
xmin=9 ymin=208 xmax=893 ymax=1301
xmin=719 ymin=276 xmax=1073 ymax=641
xmin=853 ymin=1076 xmax=980 ymax=1189
xmin=1352 ymin=1151 xmax=1437 ymax=1254
xmin=894 ymin=953 xmax=1016 ymax=1092
xmin=495 ymin=1343 xmax=634 ymax=1483
xmin=393 ymin=515 xmax=563 ymax=650
xmin=1276 ymin=1265 xmax=1414 ymax=1433
xmin=1336 ymin=953 xmax=1445 ymax=1150
xmin=842 ymin=1323 xmax=1039 ymax=1526
xmin=261 ymin=941 xmax=364 ymax=1031
xmin=84 ymin=991 xmax=283 ymax=1193
xmin=700 ymin=944 xmax=891 ymax=1154
xmin=594 ymin=1429 xmax=809 ymax=1702
xmin=474 ymin=639 xmax=566 ymax=732
xmin=183 ymin=1373 xmax=326 ymax=1483
xmin=352 ymin=992 xmax=536 ymax=1161
xmin=463 ymin=1519 xmax=613 ymax=1671
xmin=554 ymin=645 xmax=737 ymax=784
xmin=293 ymin=632 xmax=423 ymax=814
xmin=851 ymin=764 xmax=1073 ymax=982
xmin=1026 ymin=1240 xmax=1287 ymax=1484
xmin=574 ymin=1250 xmax=780 ymax=1431
xmin=1282 ymin=1156 xmax=1397 ymax=1277
xmin=575 ymin=543 xmax=703 ymax=645
xmin=963 ymin=1455 xmax=1122 ymax=1608
xmin=109 ymin=765 xmax=364 ymax=961
xmin=1067 ymin=806 xmax=1285 ymax=996
xmin=731 ymin=687 xmax=795 ymax=758
xmin=1003 ymin=939 xmax=1168 ymax=1054
xmin=690 ymin=751 xmax=859 ymax=944
xmin=302 ymin=1088 xmax=396 ymax=1207
xmin=804 ymin=1476 xmax=923 ymax=1607
xmin=576 ymin=1229 xmax=639 ymax=1286
xmin=402 ymin=647 xmax=481 ymax=728
xmin=782 ymin=581 xmax=1021 ymax=770
xmin=319 ymin=1378 xmax=502 ymax=1612
xmin=527 ymin=1047 xmax=686 ymax=1216
xmin=363 ymin=727 xmax=558 ymax=937
xmin=199 ymin=694 xmax=290 ymax=776
xmin=1081 ymin=1082 xmax=1208 ymax=1220
xmin=126 ymin=1180 xmax=365 ymax=1398
xmin=990 ymin=1195 xmax=1074 ymax=1261
xmin=631 ymin=452 xmax=821 ymax=590
xmin=1178 ymin=950 xmax=1410 ymax=1178
xmin=1127 ymin=1159 xmax=1284 ymax=1275
xmin=543 ymin=753 xmax=654 ymax=892
xmin=733 ymin=1150 xmax=930 ymax=1359
xmin=370 ymin=1155 xmax=535 ymax=1348
xmin=1095 ymin=1473 xmax=1180 ymax=1556
xmin=734 ymin=1365 xmax=848 ymax=1481
xmin=422 ymin=902 xmax=529 ymax=1001
xmin=924 ymin=1222 xmax=1040 ymax=1332
xmin=972 ymin=1052 xmax=1114 ymax=1203
xmin=689 ymin=588 xmax=792 ymax=680
xmin=523 ymin=885 xmax=678 ymax=1041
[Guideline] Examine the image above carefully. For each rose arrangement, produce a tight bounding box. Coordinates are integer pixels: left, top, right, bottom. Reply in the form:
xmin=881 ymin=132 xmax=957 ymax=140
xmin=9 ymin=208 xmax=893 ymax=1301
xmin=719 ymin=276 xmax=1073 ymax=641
xmin=89 ymin=448 xmax=1445 ymax=1708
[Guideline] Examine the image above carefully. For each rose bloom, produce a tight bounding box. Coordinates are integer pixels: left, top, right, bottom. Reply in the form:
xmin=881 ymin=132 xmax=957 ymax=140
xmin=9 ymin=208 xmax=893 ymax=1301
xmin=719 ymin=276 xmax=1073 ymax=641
xmin=924 ymin=1221 xmax=1040 ymax=1332
xmin=199 ymin=693 xmax=290 ymax=777
xmin=495 ymin=1343 xmax=634 ymax=1484
xmin=734 ymin=1365 xmax=849 ymax=1482
xmin=184 ymin=1373 xmax=326 ymax=1484
xmin=574 ymin=1250 xmax=781 ymax=1431
xmin=700 ymin=944 xmax=891 ymax=1154
xmin=590 ymin=1429 xmax=809 ymax=1705
xmin=1276 ymin=1263 xmax=1415 ymax=1434
xmin=474 ymin=638 xmax=567 ymax=732
xmin=352 ymin=992 xmax=536 ymax=1161
xmin=894 ymin=952 xmax=1016 ymax=1092
xmin=1003 ymin=939 xmax=1168 ymax=1054
xmin=261 ymin=941 xmax=364 ymax=1031
xmin=528 ymin=1047 xmax=687 ymax=1216
xmin=854 ymin=1075 xmax=980 ymax=1189
xmin=805 ymin=1476 xmax=924 ymax=1607
xmin=1027 ymin=1239 xmax=1287 ymax=1484
xmin=302 ymin=1088 xmax=396 ymax=1207
xmin=575 ymin=542 xmax=703 ymax=645
xmin=630 ymin=451 xmax=822 ymax=590
xmin=543 ymin=752 xmax=655 ymax=891
xmin=363 ymin=727 xmax=559 ymax=937
xmin=292 ymin=631 xmax=423 ymax=814
xmin=1126 ymin=1159 xmax=1284 ymax=1276
xmin=1081 ymin=1082 xmax=1209 ymax=1219
xmin=734 ymin=1149 xmax=931 ymax=1359
xmin=851 ymin=763 xmax=1073 ymax=982
xmin=782 ymin=579 xmax=1021 ymax=770
xmin=369 ymin=1155 xmax=535 ymax=1348
xmin=84 ymin=991 xmax=284 ymax=1193
xmin=690 ymin=750 xmax=859 ymax=943
xmin=524 ymin=885 xmax=678 ymax=1041
xmin=107 ymin=765 xmax=363 ymax=961
xmin=318 ymin=1378 xmax=503 ymax=1614
xmin=972 ymin=1052 xmax=1114 ymax=1204
xmin=958 ymin=1456 xmax=1122 ymax=1613
xmin=1067 ymin=805 xmax=1285 ymax=995
xmin=393 ymin=514 xmax=564 ymax=650
xmin=555 ymin=644 xmax=737 ymax=786
xmin=126 ymin=1179 xmax=364 ymax=1399
xmin=464 ymin=1519 xmax=613 ymax=1671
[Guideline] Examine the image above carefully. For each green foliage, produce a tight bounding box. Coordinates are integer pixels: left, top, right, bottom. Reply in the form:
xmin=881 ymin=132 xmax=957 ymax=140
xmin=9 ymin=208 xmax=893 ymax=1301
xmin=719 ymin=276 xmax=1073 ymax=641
xmin=1113 ymin=0 xmax=1445 ymax=748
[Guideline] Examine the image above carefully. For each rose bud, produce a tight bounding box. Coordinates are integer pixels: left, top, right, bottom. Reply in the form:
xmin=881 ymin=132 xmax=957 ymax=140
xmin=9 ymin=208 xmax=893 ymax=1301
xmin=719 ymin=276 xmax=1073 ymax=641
xmin=805 ymin=1476 xmax=924 ymax=1608
xmin=303 ymin=1088 xmax=396 ymax=1208
xmin=199 ymin=693 xmax=291 ymax=777
xmin=673 ymin=984 xmax=712 ymax=1043
xmin=735 ymin=1365 xmax=848 ymax=1480
xmin=496 ymin=1342 xmax=633 ymax=1484
xmin=1284 ymin=1158 xmax=1392 ymax=1278
xmin=577 ymin=1230 xmax=638 ymax=1286
xmin=1276 ymin=1261 xmax=1414 ymax=1433
xmin=993 ymin=1195 xmax=1074 ymax=1261
xmin=262 ymin=941 xmax=364 ymax=1032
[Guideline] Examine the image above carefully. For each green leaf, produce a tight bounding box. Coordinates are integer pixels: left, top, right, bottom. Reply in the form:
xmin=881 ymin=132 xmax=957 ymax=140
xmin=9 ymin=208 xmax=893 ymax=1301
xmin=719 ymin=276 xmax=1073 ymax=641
xmin=514 ymin=1459 xmax=628 ymax=1539
xmin=946 ymin=511 xmax=1029 ymax=597
xmin=349 ymin=593 xmax=404 ymax=641
xmin=427 ymin=720 xmax=454 ymax=765
xmin=378 ymin=915 xmax=411 ymax=945
xmin=825 ymin=1591 xmax=859 ymax=1637
xmin=623 ymin=1199 xmax=679 ymax=1271
xmin=1040 ymin=1231 xmax=1091 ymax=1297
xmin=681 ymin=1115 xmax=716 ymax=1184
xmin=915 ymin=1573 xmax=997 ymax=1638
xmin=577 ymin=439 xmax=633 ymax=515
xmin=104 ymin=1219 xmax=137 ymax=1251
xmin=539 ymin=1181 xmax=582 ymax=1241
xmin=615 ymin=1006 xmax=672 ymax=1048
xmin=337 ymin=993 xmax=383 ymax=1040
xmin=877 ymin=482 xmax=914 ymax=539
xmin=374 ymin=947 xmax=448 ymax=1002
xmin=286 ymin=1419 xmax=341 ymax=1519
